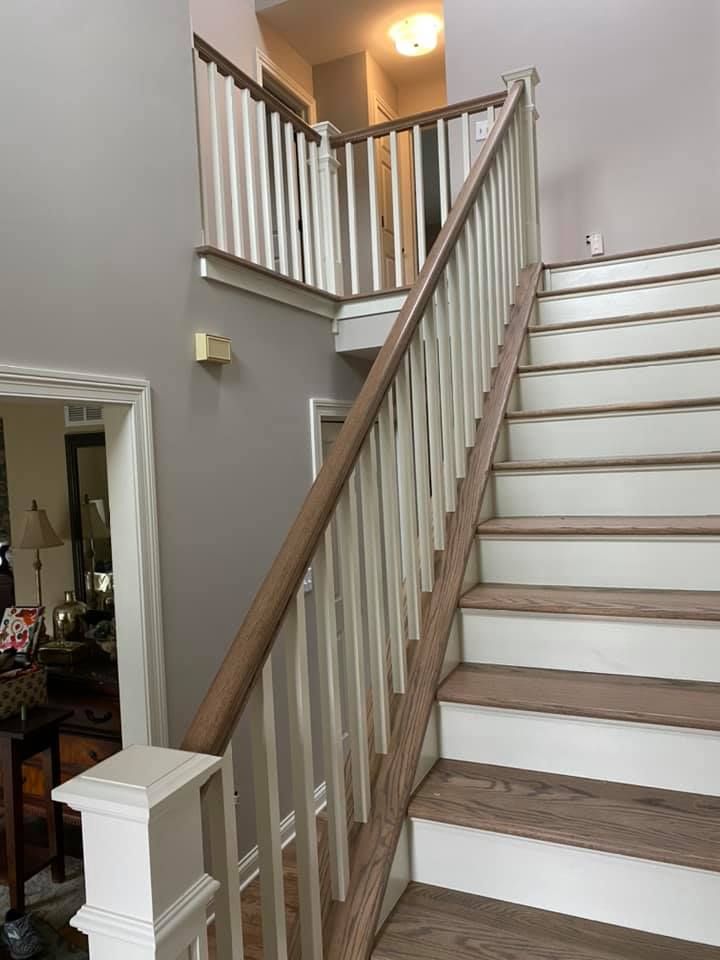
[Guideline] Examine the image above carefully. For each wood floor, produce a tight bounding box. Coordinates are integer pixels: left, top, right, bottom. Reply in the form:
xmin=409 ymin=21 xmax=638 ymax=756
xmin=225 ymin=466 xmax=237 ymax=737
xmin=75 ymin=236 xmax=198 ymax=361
xmin=374 ymin=883 xmax=720 ymax=960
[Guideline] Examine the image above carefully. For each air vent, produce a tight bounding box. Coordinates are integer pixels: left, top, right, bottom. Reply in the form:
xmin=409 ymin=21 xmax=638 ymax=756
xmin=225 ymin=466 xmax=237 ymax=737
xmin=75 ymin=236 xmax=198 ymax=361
xmin=64 ymin=404 xmax=104 ymax=428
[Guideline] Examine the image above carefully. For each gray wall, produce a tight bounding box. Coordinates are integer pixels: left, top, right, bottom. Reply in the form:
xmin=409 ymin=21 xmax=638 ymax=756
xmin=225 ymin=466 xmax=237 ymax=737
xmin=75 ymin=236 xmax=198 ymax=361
xmin=444 ymin=0 xmax=720 ymax=262
xmin=0 ymin=0 xmax=366 ymax=846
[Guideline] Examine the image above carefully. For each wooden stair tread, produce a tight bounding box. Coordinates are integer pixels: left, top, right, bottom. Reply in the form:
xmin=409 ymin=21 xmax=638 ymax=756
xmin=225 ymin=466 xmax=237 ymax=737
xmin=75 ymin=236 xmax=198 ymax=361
xmin=437 ymin=663 xmax=720 ymax=731
xmin=477 ymin=515 xmax=720 ymax=536
xmin=536 ymin=265 xmax=720 ymax=300
xmin=493 ymin=452 xmax=720 ymax=472
xmin=506 ymin=396 xmax=720 ymax=421
xmin=519 ymin=345 xmax=720 ymax=374
xmin=545 ymin=235 xmax=720 ymax=271
xmin=374 ymin=882 xmax=720 ymax=960
xmin=410 ymin=759 xmax=720 ymax=872
xmin=460 ymin=582 xmax=720 ymax=622
xmin=529 ymin=302 xmax=720 ymax=334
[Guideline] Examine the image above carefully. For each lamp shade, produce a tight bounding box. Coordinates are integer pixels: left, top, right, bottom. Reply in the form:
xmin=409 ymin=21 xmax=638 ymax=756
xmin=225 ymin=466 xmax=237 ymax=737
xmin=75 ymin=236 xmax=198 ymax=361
xmin=19 ymin=500 xmax=63 ymax=550
xmin=81 ymin=496 xmax=110 ymax=540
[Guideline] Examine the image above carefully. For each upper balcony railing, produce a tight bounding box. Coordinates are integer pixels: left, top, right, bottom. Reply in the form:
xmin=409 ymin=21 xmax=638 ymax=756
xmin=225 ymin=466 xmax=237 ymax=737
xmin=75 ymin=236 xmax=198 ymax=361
xmin=192 ymin=33 xmax=509 ymax=297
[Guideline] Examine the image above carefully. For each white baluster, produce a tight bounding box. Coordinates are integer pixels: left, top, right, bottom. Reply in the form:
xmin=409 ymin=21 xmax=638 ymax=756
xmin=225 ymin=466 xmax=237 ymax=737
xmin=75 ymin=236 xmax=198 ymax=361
xmin=475 ymin=196 xmax=492 ymax=391
xmin=224 ymin=76 xmax=244 ymax=258
xmin=367 ymin=136 xmax=382 ymax=290
xmin=313 ymin=529 xmax=349 ymax=900
xmin=510 ymin=114 xmax=524 ymax=271
xmin=465 ymin=217 xmax=484 ymax=420
xmin=506 ymin=130 xmax=520 ymax=287
xmin=250 ymin=658 xmax=288 ymax=960
xmin=437 ymin=118 xmax=449 ymax=225
xmin=390 ymin=130 xmax=404 ymax=288
xmin=360 ymin=433 xmax=390 ymax=753
xmin=255 ymin=100 xmax=274 ymax=269
xmin=271 ymin=112 xmax=289 ymax=276
xmin=434 ymin=283 xmax=457 ymax=513
xmin=423 ymin=307 xmax=446 ymax=551
xmin=500 ymin=138 xmax=514 ymax=307
xmin=494 ymin=155 xmax=509 ymax=330
xmin=395 ymin=366 xmax=421 ymax=639
xmin=309 ymin=140 xmax=324 ymax=288
xmin=203 ymin=747 xmax=245 ymax=960
xmin=410 ymin=330 xmax=434 ymax=592
xmin=461 ymin=111 xmax=471 ymax=179
xmin=286 ymin=589 xmax=324 ymax=959
xmin=489 ymin=163 xmax=504 ymax=347
xmin=240 ymin=89 xmax=260 ymax=264
xmin=447 ymin=259 xmax=467 ymax=478
xmin=455 ymin=238 xmax=476 ymax=447
xmin=297 ymin=132 xmax=315 ymax=286
xmin=413 ymin=125 xmax=427 ymax=268
xmin=337 ymin=481 xmax=370 ymax=821
xmin=378 ymin=392 xmax=407 ymax=693
xmin=207 ymin=62 xmax=226 ymax=251
xmin=344 ymin=143 xmax=359 ymax=294
xmin=284 ymin=123 xmax=302 ymax=281
xmin=481 ymin=182 xmax=499 ymax=368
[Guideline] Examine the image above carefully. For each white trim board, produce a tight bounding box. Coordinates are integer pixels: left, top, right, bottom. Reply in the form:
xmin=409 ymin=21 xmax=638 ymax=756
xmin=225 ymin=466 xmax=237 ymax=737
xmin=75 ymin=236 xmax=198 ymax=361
xmin=237 ymin=781 xmax=327 ymax=891
xmin=309 ymin=398 xmax=352 ymax=479
xmin=198 ymin=249 xmax=406 ymax=355
xmin=255 ymin=48 xmax=317 ymax=124
xmin=0 ymin=364 xmax=168 ymax=748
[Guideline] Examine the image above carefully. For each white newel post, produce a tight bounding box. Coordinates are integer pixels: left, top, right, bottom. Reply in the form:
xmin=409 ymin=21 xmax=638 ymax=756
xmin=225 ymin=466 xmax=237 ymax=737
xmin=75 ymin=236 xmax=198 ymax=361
xmin=313 ymin=121 xmax=344 ymax=295
xmin=502 ymin=67 xmax=541 ymax=264
xmin=53 ymin=745 xmax=228 ymax=960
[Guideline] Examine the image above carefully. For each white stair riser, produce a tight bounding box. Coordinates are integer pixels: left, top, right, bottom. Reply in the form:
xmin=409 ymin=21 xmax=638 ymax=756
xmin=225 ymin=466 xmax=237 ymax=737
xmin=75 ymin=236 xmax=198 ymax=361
xmin=517 ymin=356 xmax=720 ymax=411
xmin=410 ymin=818 xmax=720 ymax=945
xmin=437 ymin=702 xmax=720 ymax=795
xmin=546 ymin=244 xmax=720 ymax=291
xmin=506 ymin=407 xmax=720 ymax=460
xmin=460 ymin=610 xmax=720 ymax=682
xmin=493 ymin=465 xmax=720 ymax=516
xmin=537 ymin=273 xmax=720 ymax=325
xmin=475 ymin=537 xmax=720 ymax=590
xmin=528 ymin=312 xmax=720 ymax=365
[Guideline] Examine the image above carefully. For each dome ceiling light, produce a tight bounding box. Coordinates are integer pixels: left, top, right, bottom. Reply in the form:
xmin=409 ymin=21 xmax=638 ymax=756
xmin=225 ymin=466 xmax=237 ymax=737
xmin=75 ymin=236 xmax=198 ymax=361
xmin=389 ymin=14 xmax=443 ymax=58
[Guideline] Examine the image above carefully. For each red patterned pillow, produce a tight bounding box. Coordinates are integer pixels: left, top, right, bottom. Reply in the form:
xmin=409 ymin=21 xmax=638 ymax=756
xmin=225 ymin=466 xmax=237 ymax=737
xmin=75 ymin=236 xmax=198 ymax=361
xmin=0 ymin=607 xmax=45 ymax=659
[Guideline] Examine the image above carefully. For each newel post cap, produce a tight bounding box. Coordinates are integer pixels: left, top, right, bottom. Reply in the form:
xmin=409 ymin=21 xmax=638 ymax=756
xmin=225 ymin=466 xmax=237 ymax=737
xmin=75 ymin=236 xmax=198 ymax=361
xmin=502 ymin=66 xmax=540 ymax=118
xmin=313 ymin=120 xmax=342 ymax=164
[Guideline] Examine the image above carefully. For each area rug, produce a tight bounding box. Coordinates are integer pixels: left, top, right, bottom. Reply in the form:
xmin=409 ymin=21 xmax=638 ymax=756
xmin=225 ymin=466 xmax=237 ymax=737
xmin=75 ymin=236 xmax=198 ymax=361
xmin=0 ymin=858 xmax=87 ymax=959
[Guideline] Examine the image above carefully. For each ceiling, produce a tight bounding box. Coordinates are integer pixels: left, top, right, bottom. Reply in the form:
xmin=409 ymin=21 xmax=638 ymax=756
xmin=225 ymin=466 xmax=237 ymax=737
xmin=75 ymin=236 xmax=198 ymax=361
xmin=256 ymin=0 xmax=446 ymax=85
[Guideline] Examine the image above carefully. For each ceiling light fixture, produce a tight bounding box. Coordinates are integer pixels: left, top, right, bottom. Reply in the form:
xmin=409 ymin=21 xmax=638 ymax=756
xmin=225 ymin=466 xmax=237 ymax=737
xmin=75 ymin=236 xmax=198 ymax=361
xmin=389 ymin=14 xmax=443 ymax=58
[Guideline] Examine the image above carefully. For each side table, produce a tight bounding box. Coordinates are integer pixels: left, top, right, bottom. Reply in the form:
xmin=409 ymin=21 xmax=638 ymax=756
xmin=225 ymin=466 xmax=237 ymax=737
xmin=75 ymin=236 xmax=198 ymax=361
xmin=0 ymin=707 xmax=73 ymax=911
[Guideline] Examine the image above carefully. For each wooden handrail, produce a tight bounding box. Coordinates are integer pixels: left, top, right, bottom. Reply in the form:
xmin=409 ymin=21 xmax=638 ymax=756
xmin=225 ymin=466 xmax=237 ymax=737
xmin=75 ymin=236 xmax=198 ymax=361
xmin=329 ymin=90 xmax=508 ymax=148
xmin=181 ymin=79 xmax=525 ymax=758
xmin=193 ymin=34 xmax=322 ymax=144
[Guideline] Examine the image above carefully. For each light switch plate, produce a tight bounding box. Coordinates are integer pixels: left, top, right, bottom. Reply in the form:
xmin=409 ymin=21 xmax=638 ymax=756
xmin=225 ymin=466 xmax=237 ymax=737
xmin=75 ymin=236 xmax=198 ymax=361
xmin=586 ymin=232 xmax=605 ymax=257
xmin=475 ymin=119 xmax=489 ymax=142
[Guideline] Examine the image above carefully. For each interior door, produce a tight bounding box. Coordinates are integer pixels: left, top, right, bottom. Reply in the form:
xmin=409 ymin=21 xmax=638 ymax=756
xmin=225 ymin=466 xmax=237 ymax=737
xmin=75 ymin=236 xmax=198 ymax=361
xmin=374 ymin=99 xmax=399 ymax=288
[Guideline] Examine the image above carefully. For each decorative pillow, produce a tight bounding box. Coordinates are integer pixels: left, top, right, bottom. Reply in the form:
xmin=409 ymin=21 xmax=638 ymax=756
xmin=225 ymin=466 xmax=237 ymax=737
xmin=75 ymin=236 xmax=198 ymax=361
xmin=0 ymin=606 xmax=45 ymax=659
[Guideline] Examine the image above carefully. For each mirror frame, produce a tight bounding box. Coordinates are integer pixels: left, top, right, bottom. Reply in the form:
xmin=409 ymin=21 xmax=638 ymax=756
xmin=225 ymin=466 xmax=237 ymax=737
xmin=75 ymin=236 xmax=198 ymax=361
xmin=65 ymin=431 xmax=107 ymax=603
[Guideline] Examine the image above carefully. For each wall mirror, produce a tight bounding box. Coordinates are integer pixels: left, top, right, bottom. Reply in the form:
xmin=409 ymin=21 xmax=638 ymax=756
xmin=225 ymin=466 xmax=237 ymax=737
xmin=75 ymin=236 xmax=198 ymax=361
xmin=65 ymin=433 xmax=112 ymax=608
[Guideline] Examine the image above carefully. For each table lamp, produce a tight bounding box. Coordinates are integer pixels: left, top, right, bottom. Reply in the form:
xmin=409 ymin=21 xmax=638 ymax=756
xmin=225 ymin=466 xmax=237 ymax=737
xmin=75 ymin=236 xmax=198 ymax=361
xmin=18 ymin=500 xmax=63 ymax=606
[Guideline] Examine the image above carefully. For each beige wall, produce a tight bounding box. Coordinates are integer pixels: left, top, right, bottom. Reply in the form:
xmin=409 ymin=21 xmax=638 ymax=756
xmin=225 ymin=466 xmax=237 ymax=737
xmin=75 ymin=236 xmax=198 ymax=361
xmin=444 ymin=0 xmax=720 ymax=261
xmin=190 ymin=0 xmax=314 ymax=98
xmin=398 ymin=72 xmax=447 ymax=117
xmin=0 ymin=402 xmax=74 ymax=613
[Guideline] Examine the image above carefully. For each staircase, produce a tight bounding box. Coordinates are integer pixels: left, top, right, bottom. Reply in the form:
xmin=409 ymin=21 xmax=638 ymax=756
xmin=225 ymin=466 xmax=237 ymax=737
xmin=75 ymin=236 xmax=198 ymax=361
xmin=374 ymin=239 xmax=720 ymax=958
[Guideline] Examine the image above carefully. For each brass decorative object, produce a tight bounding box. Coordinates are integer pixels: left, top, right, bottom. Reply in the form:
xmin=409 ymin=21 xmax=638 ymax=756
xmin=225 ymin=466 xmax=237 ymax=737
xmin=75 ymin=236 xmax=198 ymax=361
xmin=53 ymin=591 xmax=87 ymax=645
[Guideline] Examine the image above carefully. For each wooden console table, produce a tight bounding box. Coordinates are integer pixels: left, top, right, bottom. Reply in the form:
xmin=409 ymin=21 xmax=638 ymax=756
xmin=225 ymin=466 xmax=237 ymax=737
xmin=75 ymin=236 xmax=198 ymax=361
xmin=0 ymin=707 xmax=72 ymax=911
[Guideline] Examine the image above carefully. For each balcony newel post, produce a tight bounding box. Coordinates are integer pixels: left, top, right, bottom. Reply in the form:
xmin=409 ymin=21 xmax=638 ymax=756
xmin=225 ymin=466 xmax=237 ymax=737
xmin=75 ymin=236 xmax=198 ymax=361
xmin=502 ymin=66 xmax=541 ymax=264
xmin=313 ymin=120 xmax=344 ymax=295
xmin=53 ymin=745 xmax=223 ymax=960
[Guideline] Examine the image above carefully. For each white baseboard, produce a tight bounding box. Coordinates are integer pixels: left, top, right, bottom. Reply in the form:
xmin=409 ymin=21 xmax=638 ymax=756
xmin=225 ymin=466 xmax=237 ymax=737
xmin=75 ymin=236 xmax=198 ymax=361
xmin=237 ymin=781 xmax=327 ymax=891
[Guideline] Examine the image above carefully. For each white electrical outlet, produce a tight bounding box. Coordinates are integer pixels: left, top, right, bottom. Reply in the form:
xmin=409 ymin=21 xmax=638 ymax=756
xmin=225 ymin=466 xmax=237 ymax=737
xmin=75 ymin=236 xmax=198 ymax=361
xmin=586 ymin=232 xmax=605 ymax=256
xmin=475 ymin=119 xmax=489 ymax=142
